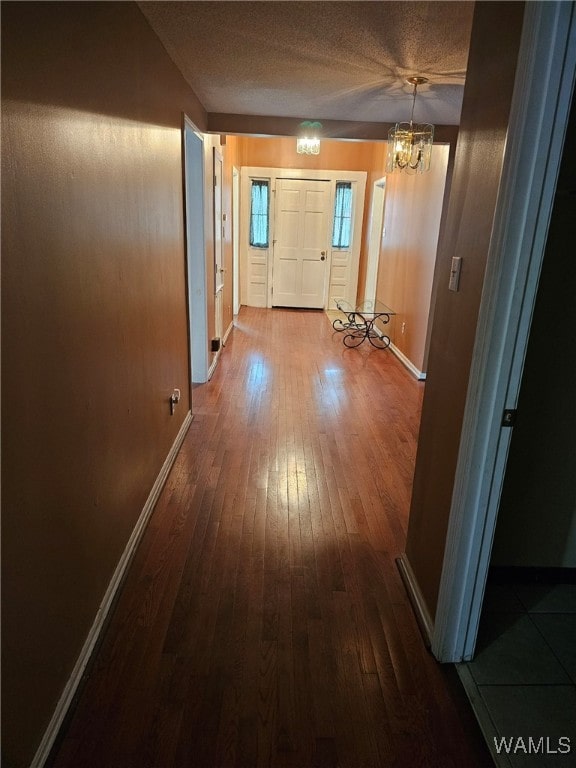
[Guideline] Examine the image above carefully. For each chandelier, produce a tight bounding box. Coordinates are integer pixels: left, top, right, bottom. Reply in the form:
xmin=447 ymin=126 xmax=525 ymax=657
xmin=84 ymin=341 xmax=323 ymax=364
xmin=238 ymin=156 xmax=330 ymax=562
xmin=296 ymin=121 xmax=322 ymax=155
xmin=386 ymin=77 xmax=434 ymax=174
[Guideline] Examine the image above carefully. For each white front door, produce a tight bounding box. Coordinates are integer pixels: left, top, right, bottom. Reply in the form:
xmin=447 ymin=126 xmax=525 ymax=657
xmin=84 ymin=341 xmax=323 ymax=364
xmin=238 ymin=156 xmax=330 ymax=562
xmin=272 ymin=178 xmax=331 ymax=308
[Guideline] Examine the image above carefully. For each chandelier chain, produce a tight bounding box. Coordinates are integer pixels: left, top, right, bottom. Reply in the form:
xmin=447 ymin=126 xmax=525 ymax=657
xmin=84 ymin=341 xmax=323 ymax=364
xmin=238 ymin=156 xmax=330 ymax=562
xmin=410 ymin=81 xmax=417 ymax=124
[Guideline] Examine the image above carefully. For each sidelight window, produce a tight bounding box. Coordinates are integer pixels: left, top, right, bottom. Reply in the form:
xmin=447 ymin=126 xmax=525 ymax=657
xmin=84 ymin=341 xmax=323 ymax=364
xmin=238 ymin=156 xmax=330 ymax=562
xmin=249 ymin=179 xmax=269 ymax=248
xmin=332 ymin=181 xmax=352 ymax=249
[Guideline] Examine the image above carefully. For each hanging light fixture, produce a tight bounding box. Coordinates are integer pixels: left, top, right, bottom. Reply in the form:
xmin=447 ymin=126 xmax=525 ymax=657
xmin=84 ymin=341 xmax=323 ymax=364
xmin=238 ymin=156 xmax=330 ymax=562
xmin=386 ymin=77 xmax=434 ymax=174
xmin=296 ymin=121 xmax=322 ymax=155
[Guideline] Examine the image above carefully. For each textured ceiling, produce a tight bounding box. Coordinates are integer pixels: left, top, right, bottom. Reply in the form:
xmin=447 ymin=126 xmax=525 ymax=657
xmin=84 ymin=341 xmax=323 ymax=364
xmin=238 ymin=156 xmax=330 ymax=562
xmin=138 ymin=1 xmax=475 ymax=127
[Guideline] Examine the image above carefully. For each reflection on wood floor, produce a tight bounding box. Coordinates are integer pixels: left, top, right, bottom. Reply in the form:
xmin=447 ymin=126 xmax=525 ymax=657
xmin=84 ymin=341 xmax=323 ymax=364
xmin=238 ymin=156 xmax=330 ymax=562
xmin=50 ymin=307 xmax=491 ymax=768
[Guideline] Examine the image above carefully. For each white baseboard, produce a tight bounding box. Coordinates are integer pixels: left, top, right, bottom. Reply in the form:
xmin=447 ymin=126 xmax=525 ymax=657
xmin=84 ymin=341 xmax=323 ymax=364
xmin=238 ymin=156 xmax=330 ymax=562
xmin=207 ymin=354 xmax=219 ymax=380
xmin=207 ymin=321 xmax=234 ymax=380
xmin=396 ymin=554 xmax=434 ymax=647
xmin=222 ymin=320 xmax=234 ymax=345
xmin=31 ymin=411 xmax=193 ymax=768
xmin=390 ymin=342 xmax=427 ymax=380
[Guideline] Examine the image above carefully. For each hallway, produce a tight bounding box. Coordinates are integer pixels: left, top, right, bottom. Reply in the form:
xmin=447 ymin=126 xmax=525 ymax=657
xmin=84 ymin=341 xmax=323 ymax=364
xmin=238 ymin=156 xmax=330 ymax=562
xmin=49 ymin=307 xmax=490 ymax=768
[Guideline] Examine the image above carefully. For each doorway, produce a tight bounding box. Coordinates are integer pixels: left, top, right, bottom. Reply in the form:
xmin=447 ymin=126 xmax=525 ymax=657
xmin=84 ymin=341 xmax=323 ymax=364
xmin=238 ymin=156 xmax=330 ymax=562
xmin=240 ymin=167 xmax=366 ymax=310
xmin=213 ymin=147 xmax=224 ymax=349
xmin=364 ymin=177 xmax=386 ymax=305
xmin=432 ymin=0 xmax=576 ymax=664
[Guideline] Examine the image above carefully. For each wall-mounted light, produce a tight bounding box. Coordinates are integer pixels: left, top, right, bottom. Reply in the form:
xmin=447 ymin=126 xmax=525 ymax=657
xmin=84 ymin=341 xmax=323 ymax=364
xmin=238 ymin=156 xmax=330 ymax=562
xmin=386 ymin=77 xmax=434 ymax=174
xmin=297 ymin=121 xmax=322 ymax=155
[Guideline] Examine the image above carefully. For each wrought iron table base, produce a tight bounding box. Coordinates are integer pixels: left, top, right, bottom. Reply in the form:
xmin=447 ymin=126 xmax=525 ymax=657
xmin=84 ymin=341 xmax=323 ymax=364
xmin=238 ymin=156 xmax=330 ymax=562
xmin=332 ymin=310 xmax=391 ymax=349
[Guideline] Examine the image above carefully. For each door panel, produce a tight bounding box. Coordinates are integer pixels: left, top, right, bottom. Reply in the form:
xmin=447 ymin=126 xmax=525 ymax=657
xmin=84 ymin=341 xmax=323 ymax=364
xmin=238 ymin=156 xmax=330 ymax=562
xmin=302 ymin=260 xmax=325 ymax=297
xmin=277 ymin=259 xmax=298 ymax=292
xmin=273 ymin=178 xmax=330 ymax=308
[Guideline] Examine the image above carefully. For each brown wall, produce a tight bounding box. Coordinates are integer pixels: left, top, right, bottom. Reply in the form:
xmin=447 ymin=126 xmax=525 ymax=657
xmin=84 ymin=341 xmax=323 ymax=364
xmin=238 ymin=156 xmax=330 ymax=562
xmin=404 ymin=1 xmax=525 ymax=619
xmin=1 ymin=3 xmax=206 ymax=765
xmin=210 ymin=112 xmax=460 ymax=145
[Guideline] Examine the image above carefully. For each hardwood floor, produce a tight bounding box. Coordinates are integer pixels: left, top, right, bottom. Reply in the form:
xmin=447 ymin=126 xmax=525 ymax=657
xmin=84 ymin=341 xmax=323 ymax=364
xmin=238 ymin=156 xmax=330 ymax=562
xmin=50 ymin=307 xmax=491 ymax=768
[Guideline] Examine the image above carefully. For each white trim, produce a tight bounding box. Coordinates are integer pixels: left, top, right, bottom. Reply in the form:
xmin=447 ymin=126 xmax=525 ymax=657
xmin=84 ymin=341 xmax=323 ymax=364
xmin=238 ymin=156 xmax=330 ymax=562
xmin=222 ymin=319 xmax=234 ymax=345
xmin=396 ymin=555 xmax=433 ymax=647
xmin=389 ymin=342 xmax=426 ymax=381
xmin=239 ymin=170 xmax=270 ymax=308
xmin=364 ymin=177 xmax=386 ymax=304
xmin=30 ymin=412 xmax=193 ymax=768
xmin=207 ymin=354 xmax=219 ymax=380
xmin=432 ymin=1 xmax=576 ymax=663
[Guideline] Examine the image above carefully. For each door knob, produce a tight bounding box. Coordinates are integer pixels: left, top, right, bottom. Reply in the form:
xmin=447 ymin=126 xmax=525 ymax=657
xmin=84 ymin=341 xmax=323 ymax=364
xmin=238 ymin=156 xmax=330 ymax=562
xmin=321 ymin=256 xmax=326 ymax=261
xmin=321 ymin=250 xmax=326 ymax=255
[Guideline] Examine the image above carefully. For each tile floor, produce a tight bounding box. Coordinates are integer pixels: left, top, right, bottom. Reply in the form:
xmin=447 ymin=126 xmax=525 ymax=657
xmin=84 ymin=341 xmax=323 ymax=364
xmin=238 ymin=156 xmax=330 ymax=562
xmin=457 ymin=576 xmax=576 ymax=767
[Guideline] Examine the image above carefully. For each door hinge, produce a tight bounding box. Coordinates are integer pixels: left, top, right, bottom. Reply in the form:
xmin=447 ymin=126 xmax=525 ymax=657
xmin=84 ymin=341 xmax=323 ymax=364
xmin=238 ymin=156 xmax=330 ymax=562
xmin=501 ymin=408 xmax=517 ymax=427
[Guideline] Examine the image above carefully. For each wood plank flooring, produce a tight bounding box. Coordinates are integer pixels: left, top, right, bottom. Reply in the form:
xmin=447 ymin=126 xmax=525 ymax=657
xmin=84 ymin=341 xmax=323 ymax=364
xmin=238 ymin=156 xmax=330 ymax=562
xmin=49 ymin=307 xmax=491 ymax=768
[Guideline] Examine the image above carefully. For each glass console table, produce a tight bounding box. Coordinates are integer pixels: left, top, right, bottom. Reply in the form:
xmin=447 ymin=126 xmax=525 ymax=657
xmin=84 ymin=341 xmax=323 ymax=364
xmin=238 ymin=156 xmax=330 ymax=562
xmin=332 ymin=299 xmax=395 ymax=349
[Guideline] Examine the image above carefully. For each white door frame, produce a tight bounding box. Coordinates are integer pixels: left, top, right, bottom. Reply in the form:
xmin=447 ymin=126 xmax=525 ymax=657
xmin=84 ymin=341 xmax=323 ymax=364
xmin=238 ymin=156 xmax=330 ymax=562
xmin=183 ymin=116 xmax=209 ymax=385
xmin=364 ymin=177 xmax=386 ymax=304
xmin=433 ymin=0 xmax=576 ymax=662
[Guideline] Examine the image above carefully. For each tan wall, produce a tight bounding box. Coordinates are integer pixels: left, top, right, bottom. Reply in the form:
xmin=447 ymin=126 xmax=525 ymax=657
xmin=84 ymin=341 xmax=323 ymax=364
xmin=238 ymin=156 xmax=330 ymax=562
xmin=1 ymin=3 xmax=206 ymax=766
xmin=236 ymin=135 xmax=450 ymax=374
xmin=404 ymin=1 xmax=525 ymax=620
xmin=235 ymin=135 xmax=380 ymax=173
xmin=375 ymin=146 xmax=450 ymax=373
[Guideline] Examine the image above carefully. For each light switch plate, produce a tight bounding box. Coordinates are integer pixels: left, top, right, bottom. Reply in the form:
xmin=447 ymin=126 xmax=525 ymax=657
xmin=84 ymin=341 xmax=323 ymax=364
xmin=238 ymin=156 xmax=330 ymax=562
xmin=449 ymin=256 xmax=462 ymax=292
